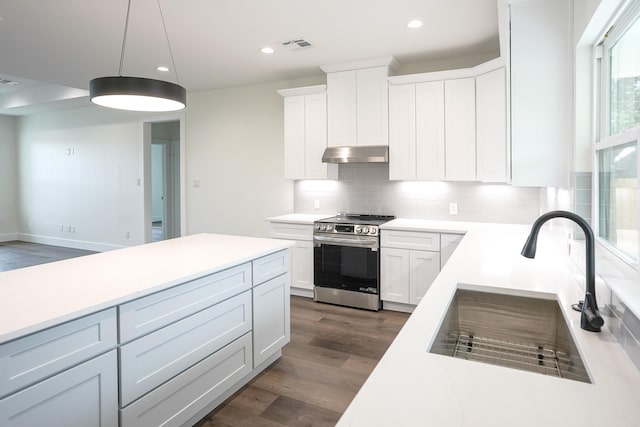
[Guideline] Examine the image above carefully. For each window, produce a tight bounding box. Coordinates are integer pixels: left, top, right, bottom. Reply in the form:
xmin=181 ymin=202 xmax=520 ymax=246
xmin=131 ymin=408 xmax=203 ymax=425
xmin=596 ymin=1 xmax=640 ymax=265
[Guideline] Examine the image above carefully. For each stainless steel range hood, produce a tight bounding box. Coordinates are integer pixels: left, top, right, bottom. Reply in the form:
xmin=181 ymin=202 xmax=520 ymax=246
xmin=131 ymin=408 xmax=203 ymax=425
xmin=321 ymin=145 xmax=389 ymax=163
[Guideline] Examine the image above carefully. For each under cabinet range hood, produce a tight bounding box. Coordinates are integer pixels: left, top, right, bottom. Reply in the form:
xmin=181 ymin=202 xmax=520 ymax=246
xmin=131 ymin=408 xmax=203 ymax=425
xmin=321 ymin=145 xmax=389 ymax=164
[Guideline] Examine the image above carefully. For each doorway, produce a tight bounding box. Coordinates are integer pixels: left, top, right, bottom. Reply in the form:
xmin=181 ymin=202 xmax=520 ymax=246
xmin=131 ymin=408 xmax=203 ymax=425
xmin=149 ymin=120 xmax=181 ymax=241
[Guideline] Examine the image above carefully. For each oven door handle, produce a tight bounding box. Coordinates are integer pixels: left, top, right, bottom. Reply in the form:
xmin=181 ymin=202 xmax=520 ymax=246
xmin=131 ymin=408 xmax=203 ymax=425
xmin=313 ymin=235 xmax=378 ymax=250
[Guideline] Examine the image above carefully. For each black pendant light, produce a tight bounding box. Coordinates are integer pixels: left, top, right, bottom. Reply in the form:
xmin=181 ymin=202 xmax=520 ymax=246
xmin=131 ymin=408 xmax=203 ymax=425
xmin=90 ymin=0 xmax=186 ymax=112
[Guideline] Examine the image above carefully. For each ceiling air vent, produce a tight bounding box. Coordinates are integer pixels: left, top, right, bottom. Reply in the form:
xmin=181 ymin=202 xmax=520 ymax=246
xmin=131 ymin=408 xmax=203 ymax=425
xmin=281 ymin=38 xmax=313 ymax=51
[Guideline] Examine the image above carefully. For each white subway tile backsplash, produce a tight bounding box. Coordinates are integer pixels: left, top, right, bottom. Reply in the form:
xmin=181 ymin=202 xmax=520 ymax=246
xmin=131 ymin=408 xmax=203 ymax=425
xmin=294 ymin=163 xmax=541 ymax=223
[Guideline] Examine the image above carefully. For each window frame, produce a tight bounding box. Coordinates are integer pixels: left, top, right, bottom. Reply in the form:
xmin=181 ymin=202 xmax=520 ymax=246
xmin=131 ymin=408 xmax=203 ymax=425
xmin=594 ymin=0 xmax=640 ymax=268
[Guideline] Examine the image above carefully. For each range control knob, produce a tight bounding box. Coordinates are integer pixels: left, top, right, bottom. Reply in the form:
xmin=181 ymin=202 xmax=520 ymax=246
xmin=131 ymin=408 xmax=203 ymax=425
xmin=362 ymin=226 xmax=369 ymax=234
xmin=320 ymin=224 xmax=326 ymax=231
xmin=314 ymin=224 xmax=320 ymax=231
xmin=370 ymin=227 xmax=378 ymax=235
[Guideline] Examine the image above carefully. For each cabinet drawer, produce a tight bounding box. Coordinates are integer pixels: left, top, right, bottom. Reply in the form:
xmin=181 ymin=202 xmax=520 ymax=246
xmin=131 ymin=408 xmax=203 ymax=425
xmin=119 ymin=262 xmax=252 ymax=343
xmin=269 ymin=222 xmax=313 ymax=241
xmin=0 ymin=350 xmax=118 ymax=427
xmin=119 ymin=291 xmax=252 ymax=406
xmin=0 ymin=308 xmax=117 ymax=398
xmin=381 ymin=230 xmax=441 ymax=251
xmin=120 ymin=332 xmax=253 ymax=427
xmin=252 ymin=249 xmax=289 ymax=286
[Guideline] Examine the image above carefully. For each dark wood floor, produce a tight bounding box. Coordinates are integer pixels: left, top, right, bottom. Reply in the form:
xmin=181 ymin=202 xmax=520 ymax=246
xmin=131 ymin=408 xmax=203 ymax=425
xmin=0 ymin=240 xmax=96 ymax=272
xmin=0 ymin=241 xmax=410 ymax=426
xmin=195 ymin=296 xmax=410 ymax=426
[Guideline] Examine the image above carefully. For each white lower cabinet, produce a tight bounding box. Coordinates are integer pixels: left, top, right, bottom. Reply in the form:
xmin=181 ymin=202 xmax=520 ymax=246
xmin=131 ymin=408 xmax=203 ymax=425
xmin=120 ymin=333 xmax=253 ymax=427
xmin=381 ymin=230 xmax=461 ymax=309
xmin=0 ymin=350 xmax=118 ymax=427
xmin=119 ymin=291 xmax=252 ymax=406
xmin=253 ymin=273 xmax=291 ymax=367
xmin=380 ymin=248 xmax=439 ymax=305
xmin=269 ymin=222 xmax=315 ymax=295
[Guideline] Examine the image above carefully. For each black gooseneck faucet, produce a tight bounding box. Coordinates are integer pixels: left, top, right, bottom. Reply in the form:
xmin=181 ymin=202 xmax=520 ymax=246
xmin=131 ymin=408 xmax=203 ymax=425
xmin=521 ymin=210 xmax=604 ymax=332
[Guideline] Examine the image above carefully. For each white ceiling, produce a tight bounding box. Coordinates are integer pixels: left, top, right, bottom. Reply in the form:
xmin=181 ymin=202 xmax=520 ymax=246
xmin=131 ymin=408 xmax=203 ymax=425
xmin=0 ymin=0 xmax=499 ymax=115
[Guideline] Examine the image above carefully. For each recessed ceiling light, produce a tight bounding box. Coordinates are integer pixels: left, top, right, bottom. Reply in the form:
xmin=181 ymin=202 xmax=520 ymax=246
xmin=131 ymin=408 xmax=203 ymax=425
xmin=407 ymin=20 xmax=423 ymax=29
xmin=157 ymin=66 xmax=170 ymax=72
xmin=260 ymin=47 xmax=274 ymax=54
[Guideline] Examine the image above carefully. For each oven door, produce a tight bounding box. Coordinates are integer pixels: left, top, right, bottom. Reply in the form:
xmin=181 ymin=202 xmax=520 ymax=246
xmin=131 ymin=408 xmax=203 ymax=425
xmin=313 ymin=239 xmax=379 ymax=294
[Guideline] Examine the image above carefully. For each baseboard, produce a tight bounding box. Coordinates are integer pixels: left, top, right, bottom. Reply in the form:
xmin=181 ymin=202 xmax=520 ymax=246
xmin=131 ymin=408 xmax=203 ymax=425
xmin=17 ymin=233 xmax=126 ymax=252
xmin=382 ymin=301 xmax=415 ymax=313
xmin=0 ymin=233 xmax=19 ymax=243
xmin=290 ymin=287 xmax=314 ymax=298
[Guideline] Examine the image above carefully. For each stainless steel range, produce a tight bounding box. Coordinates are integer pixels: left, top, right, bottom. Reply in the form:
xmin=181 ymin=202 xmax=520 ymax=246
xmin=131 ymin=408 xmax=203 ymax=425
xmin=313 ymin=213 xmax=395 ymax=311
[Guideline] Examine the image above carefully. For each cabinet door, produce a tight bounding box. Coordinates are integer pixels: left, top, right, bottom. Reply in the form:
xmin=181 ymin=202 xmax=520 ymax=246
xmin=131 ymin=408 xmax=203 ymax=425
xmin=0 ymin=351 xmax=118 ymax=427
xmin=476 ymin=68 xmax=509 ymax=182
xmin=356 ymin=66 xmax=389 ymax=146
xmin=510 ymin=0 xmax=572 ymax=187
xmin=327 ymin=70 xmax=357 ymax=147
xmin=380 ymin=248 xmax=410 ymax=304
xmin=416 ymin=81 xmax=446 ymax=180
xmin=283 ymin=95 xmax=306 ymax=179
xmin=389 ymin=84 xmax=416 ymax=180
xmin=409 ymin=251 xmax=441 ymax=305
xmin=291 ymin=240 xmax=314 ymax=290
xmin=253 ymin=273 xmax=291 ymax=367
xmin=445 ymin=78 xmax=476 ymax=181
xmin=304 ymin=92 xmax=330 ymax=179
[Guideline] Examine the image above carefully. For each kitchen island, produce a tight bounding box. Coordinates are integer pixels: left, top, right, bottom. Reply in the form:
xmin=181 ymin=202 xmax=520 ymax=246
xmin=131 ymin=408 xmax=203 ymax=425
xmin=339 ymin=220 xmax=640 ymax=426
xmin=0 ymin=233 xmax=293 ymax=427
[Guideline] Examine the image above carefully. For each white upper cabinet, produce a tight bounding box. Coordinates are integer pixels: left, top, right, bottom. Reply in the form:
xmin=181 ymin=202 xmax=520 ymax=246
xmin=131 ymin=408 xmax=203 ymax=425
xmin=509 ymin=0 xmax=572 ymax=187
xmin=389 ymin=81 xmax=446 ymax=181
xmin=445 ymin=78 xmax=476 ymax=181
xmin=476 ymin=67 xmax=509 ymax=182
xmin=278 ymin=85 xmax=337 ymax=180
xmin=416 ymin=81 xmax=446 ymax=180
xmin=326 ymin=71 xmax=357 ymax=147
xmin=323 ymin=58 xmax=396 ymax=147
xmin=389 ymin=84 xmax=417 ymax=180
xmin=355 ymin=66 xmax=390 ymax=146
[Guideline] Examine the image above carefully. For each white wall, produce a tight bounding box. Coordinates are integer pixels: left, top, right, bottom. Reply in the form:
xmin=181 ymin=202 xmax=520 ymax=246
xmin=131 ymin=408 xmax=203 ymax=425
xmin=184 ymin=76 xmax=323 ymax=237
xmin=0 ymin=115 xmax=18 ymax=240
xmin=17 ymin=107 xmax=147 ymax=250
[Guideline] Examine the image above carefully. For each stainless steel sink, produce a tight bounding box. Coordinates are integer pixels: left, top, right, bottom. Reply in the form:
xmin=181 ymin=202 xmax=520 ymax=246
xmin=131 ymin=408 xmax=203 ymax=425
xmin=429 ymin=288 xmax=591 ymax=383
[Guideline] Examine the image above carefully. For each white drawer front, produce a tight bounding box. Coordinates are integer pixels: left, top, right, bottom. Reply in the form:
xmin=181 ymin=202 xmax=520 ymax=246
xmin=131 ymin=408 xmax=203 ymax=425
xmin=269 ymin=223 xmax=313 ymax=241
xmin=119 ymin=262 xmax=252 ymax=343
xmin=381 ymin=230 xmax=441 ymax=251
xmin=119 ymin=291 xmax=252 ymax=406
xmin=252 ymin=249 xmax=289 ymax=286
xmin=0 ymin=350 xmax=118 ymax=427
xmin=0 ymin=308 xmax=117 ymax=398
xmin=120 ymin=332 xmax=252 ymax=427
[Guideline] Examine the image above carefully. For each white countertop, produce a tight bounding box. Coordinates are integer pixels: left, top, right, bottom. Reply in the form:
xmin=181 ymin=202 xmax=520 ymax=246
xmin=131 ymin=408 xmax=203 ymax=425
xmin=0 ymin=233 xmax=293 ymax=344
xmin=267 ymin=213 xmax=333 ymax=224
xmin=339 ymin=219 xmax=640 ymax=426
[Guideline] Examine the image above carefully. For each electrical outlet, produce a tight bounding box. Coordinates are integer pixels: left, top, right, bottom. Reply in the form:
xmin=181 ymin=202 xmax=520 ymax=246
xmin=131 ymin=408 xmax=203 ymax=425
xmin=449 ymin=203 xmax=458 ymax=215
xmin=314 ymin=199 xmax=320 ymax=210
xmin=125 ymin=231 xmax=130 ymax=239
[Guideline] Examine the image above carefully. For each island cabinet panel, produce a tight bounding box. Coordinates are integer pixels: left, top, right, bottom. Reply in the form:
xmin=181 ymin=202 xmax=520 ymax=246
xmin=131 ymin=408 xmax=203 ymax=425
xmin=119 ymin=262 xmax=252 ymax=343
xmin=381 ymin=230 xmax=441 ymax=251
xmin=252 ymin=249 xmax=290 ymax=286
xmin=0 ymin=350 xmax=118 ymax=427
xmin=120 ymin=332 xmax=253 ymax=427
xmin=253 ymin=273 xmax=291 ymax=367
xmin=119 ymin=290 xmax=252 ymax=406
xmin=0 ymin=308 xmax=116 ymax=398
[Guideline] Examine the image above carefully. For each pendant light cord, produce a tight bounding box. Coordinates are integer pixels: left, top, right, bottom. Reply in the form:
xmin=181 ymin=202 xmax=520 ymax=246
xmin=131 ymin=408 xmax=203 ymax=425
xmin=117 ymin=0 xmax=180 ymax=84
xmin=118 ymin=0 xmax=132 ymax=76
xmin=157 ymin=0 xmax=181 ymax=84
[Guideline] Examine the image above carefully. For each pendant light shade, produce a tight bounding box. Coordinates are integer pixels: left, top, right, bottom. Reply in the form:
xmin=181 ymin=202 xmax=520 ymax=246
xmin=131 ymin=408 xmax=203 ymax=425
xmin=90 ymin=0 xmax=186 ymax=112
xmin=90 ymin=76 xmax=186 ymax=112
